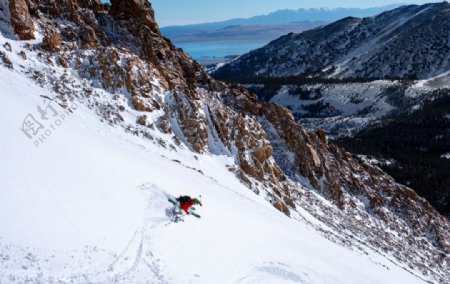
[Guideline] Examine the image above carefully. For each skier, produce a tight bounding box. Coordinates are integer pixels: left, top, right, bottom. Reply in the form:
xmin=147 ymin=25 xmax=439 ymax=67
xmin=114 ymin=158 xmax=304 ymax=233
xmin=176 ymin=195 xmax=202 ymax=214
xmin=166 ymin=194 xmax=202 ymax=222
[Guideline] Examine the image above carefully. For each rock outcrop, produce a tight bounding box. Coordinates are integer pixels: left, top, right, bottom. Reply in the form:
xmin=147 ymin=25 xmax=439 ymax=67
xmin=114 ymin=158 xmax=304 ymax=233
xmin=109 ymin=0 xmax=159 ymax=34
xmin=26 ymin=0 xmax=104 ymax=17
xmin=9 ymin=0 xmax=35 ymax=40
xmin=42 ymin=26 xmax=62 ymax=51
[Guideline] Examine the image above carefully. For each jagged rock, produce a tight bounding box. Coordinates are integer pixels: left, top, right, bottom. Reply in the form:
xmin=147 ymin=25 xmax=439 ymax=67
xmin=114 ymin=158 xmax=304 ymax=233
xmin=132 ymin=97 xmax=152 ymax=112
xmin=109 ymin=0 xmax=159 ymax=34
xmin=137 ymin=115 xmax=147 ymax=126
xmin=24 ymin=43 xmax=33 ymax=50
xmin=58 ymin=57 xmax=69 ymax=68
xmin=19 ymin=50 xmax=27 ymax=60
xmin=274 ymin=199 xmax=290 ymax=216
xmin=42 ymin=27 xmax=62 ymax=51
xmin=61 ymin=26 xmax=78 ymax=41
xmin=9 ymin=0 xmax=35 ymax=40
xmin=171 ymin=92 xmax=208 ymax=153
xmin=306 ymin=144 xmax=321 ymax=168
xmin=3 ymin=42 xmax=12 ymax=52
xmin=240 ymin=156 xmax=258 ymax=180
xmin=124 ymin=57 xmax=154 ymax=98
xmin=316 ymin=129 xmax=327 ymax=144
xmin=0 ymin=51 xmax=13 ymax=69
xmin=80 ymin=25 xmax=98 ymax=48
xmin=107 ymin=0 xmax=205 ymax=95
xmin=157 ymin=114 xmax=172 ymax=134
xmin=77 ymin=0 xmax=103 ymax=10
xmin=26 ymin=0 xmax=103 ymax=17
xmin=251 ymin=146 xmax=272 ymax=164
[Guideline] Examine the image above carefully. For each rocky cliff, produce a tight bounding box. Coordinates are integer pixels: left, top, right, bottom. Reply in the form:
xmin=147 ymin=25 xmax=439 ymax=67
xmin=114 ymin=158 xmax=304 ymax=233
xmin=2 ymin=0 xmax=450 ymax=282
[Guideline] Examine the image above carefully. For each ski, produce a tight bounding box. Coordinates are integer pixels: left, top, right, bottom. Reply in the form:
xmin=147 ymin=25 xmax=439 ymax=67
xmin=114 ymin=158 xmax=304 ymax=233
xmin=168 ymin=197 xmax=178 ymax=205
xmin=190 ymin=212 xmax=201 ymax=218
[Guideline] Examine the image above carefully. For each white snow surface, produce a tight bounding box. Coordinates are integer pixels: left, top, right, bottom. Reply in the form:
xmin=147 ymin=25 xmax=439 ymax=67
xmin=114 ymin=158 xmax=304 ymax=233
xmin=270 ymin=82 xmax=394 ymax=118
xmin=267 ymin=82 xmax=396 ymax=135
xmin=0 ymin=0 xmax=16 ymax=39
xmin=262 ymin=79 xmax=438 ymax=137
xmin=0 ymin=31 xmax=427 ymax=283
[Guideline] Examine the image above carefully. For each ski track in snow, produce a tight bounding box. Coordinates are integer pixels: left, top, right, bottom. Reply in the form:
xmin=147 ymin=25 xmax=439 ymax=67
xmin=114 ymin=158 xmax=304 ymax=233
xmin=0 ymin=184 xmax=173 ymax=283
xmin=99 ymin=184 xmax=172 ymax=283
xmin=238 ymin=262 xmax=309 ymax=284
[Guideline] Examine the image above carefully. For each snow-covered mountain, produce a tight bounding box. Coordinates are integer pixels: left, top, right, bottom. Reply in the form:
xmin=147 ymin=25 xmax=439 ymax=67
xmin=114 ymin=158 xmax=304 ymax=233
xmin=214 ymin=2 xmax=450 ymax=80
xmin=244 ymin=79 xmax=436 ymax=135
xmin=246 ymin=81 xmax=450 ymax=215
xmin=161 ymin=4 xmax=403 ymax=34
xmin=212 ymin=2 xmax=450 ymax=218
xmin=1 ymin=0 xmax=449 ymax=283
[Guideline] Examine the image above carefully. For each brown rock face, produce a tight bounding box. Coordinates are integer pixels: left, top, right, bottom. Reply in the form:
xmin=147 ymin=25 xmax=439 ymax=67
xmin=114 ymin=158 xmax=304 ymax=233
xmin=79 ymin=25 xmax=98 ymax=48
xmin=9 ymin=0 xmax=35 ymax=40
xmin=108 ymin=0 xmax=208 ymax=96
xmin=109 ymin=0 xmax=159 ymax=34
xmin=137 ymin=115 xmax=148 ymax=126
xmin=42 ymin=27 xmax=62 ymax=51
xmin=26 ymin=0 xmax=103 ymax=17
xmin=77 ymin=0 xmax=103 ymax=9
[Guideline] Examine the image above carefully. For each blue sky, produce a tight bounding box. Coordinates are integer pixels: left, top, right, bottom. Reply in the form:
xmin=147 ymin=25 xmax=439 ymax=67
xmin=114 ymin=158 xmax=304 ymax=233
xmin=150 ymin=0 xmax=441 ymax=26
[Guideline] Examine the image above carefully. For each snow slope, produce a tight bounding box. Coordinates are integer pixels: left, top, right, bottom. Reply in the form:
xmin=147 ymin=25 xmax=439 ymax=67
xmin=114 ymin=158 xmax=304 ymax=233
xmin=0 ymin=37 xmax=428 ymax=283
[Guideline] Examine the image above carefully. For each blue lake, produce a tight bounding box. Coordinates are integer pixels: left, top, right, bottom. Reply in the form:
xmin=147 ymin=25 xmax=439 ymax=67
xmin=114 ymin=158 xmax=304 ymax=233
xmin=174 ymin=40 xmax=269 ymax=64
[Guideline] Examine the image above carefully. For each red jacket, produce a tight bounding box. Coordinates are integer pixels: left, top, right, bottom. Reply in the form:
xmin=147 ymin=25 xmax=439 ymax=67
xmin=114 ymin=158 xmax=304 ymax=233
xmin=181 ymin=200 xmax=195 ymax=214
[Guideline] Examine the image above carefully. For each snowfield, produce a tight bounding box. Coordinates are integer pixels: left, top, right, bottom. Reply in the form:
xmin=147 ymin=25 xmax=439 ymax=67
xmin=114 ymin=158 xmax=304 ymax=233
xmin=0 ymin=34 xmax=430 ymax=283
xmin=268 ymin=82 xmax=396 ymax=134
xmin=243 ymin=78 xmax=442 ymax=137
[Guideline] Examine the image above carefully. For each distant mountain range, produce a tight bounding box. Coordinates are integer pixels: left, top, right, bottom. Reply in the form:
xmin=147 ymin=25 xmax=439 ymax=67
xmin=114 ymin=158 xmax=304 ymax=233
xmin=214 ymin=2 xmax=450 ymax=80
xmin=161 ymin=4 xmax=403 ymax=43
xmin=162 ymin=22 xmax=326 ymax=43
